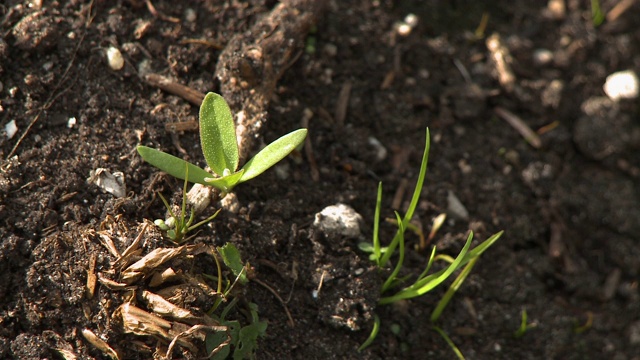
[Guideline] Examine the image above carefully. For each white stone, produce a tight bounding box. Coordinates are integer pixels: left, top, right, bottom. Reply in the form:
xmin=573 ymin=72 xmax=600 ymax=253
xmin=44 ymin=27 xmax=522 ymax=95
xmin=87 ymin=168 xmax=126 ymax=198
xmin=447 ymin=190 xmax=469 ymax=221
xmin=106 ymin=46 xmax=124 ymax=71
xmin=313 ymin=203 xmax=363 ymax=238
xmin=5 ymin=120 xmax=17 ymax=139
xmin=603 ymin=70 xmax=639 ymax=100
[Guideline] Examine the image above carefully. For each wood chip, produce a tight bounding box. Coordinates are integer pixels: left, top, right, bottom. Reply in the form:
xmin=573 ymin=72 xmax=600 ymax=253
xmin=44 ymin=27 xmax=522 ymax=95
xmin=486 ymin=33 xmax=516 ymax=92
xmin=494 ymin=106 xmax=542 ymax=149
xmin=143 ymin=73 xmax=205 ymax=106
xmin=86 ymin=253 xmax=97 ymax=299
xmin=82 ymin=328 xmax=120 ymax=360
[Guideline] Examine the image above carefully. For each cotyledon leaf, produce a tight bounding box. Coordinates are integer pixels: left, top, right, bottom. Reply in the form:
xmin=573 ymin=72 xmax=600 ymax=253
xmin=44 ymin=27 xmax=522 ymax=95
xmin=137 ymin=146 xmax=211 ymax=185
xmin=199 ymin=92 xmax=239 ymax=176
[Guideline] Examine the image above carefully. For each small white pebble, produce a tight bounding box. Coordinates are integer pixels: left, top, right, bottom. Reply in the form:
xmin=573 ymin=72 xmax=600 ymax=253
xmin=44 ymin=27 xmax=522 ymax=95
xmin=42 ymin=61 xmax=54 ymax=71
xmin=404 ymin=14 xmax=419 ymax=28
xmin=532 ymin=48 xmax=553 ymax=66
xmin=367 ymin=136 xmax=388 ymax=161
xmin=5 ymin=120 xmax=17 ymax=139
xmin=447 ymin=190 xmax=469 ymax=221
xmin=603 ymin=70 xmax=639 ymax=100
xmin=323 ymin=43 xmax=338 ymax=57
xmin=106 ymin=46 xmax=124 ymax=71
xmin=313 ymin=203 xmax=363 ymax=238
xmin=185 ymin=8 xmax=197 ymax=22
xmin=397 ymin=23 xmax=412 ymax=37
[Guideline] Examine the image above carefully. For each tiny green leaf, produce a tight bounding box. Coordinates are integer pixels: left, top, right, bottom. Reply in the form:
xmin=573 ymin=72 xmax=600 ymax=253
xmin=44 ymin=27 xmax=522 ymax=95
xmin=218 ymin=243 xmax=248 ymax=285
xmin=235 ymin=320 xmax=268 ymax=360
xmin=137 ymin=145 xmax=212 ymax=184
xmin=200 ymin=92 xmax=239 ymax=176
xmin=239 ymin=128 xmax=307 ymax=182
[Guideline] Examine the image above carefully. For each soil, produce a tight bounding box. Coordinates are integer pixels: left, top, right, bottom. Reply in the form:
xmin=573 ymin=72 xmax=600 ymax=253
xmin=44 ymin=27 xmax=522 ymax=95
xmin=1 ymin=0 xmax=640 ymax=359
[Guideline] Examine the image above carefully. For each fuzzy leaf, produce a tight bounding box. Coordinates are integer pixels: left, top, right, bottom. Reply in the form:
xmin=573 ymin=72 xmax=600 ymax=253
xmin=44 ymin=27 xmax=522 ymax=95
xmin=239 ymin=128 xmax=307 ymax=182
xmin=137 ymin=146 xmax=211 ymax=184
xmin=200 ymin=92 xmax=239 ymax=176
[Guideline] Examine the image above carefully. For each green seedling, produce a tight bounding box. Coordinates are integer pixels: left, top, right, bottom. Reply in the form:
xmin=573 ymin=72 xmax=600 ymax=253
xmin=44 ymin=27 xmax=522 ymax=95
xmin=574 ymin=311 xmax=593 ymax=334
xmin=138 ymin=92 xmax=307 ymax=194
xmin=514 ymin=309 xmax=536 ymax=338
xmin=358 ymin=128 xmax=503 ymax=351
xmin=204 ymin=243 xmax=267 ymax=360
xmin=591 ymin=0 xmax=605 ymax=26
xmin=154 ymin=166 xmax=221 ymax=243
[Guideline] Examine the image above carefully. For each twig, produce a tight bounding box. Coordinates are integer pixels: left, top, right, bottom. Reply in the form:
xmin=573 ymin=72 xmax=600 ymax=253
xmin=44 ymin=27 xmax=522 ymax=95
xmin=145 ymin=0 xmax=180 ymax=23
xmin=606 ymin=0 xmax=637 ymax=22
xmin=301 ymin=108 xmax=319 ymax=182
xmin=252 ymin=278 xmax=295 ymax=327
xmin=335 ymin=81 xmax=352 ymax=127
xmin=143 ymin=73 xmax=205 ymax=106
xmin=494 ymin=106 xmax=541 ymax=148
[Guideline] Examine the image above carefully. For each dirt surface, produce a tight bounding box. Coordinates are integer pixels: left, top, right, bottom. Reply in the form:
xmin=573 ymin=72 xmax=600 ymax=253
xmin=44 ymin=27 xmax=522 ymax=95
xmin=1 ymin=0 xmax=640 ymax=359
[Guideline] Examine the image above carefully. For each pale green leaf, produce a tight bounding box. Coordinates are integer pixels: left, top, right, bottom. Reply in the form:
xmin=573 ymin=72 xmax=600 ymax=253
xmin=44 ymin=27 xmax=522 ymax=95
xmin=200 ymin=92 xmax=239 ymax=176
xmin=137 ymin=145 xmax=211 ymax=184
xmin=239 ymin=129 xmax=307 ymax=182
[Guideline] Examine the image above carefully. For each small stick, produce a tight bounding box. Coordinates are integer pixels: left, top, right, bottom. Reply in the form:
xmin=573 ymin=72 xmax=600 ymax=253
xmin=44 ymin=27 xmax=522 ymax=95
xmin=335 ymin=81 xmax=352 ymax=127
xmin=252 ymin=278 xmax=295 ymax=327
xmin=145 ymin=0 xmax=179 ymax=23
xmin=391 ymin=178 xmax=408 ymax=210
xmin=301 ymin=109 xmax=319 ymax=182
xmin=494 ymin=106 xmax=541 ymax=149
xmin=86 ymin=254 xmax=97 ymax=299
xmin=143 ymin=73 xmax=205 ymax=106
xmin=606 ymin=0 xmax=637 ymax=22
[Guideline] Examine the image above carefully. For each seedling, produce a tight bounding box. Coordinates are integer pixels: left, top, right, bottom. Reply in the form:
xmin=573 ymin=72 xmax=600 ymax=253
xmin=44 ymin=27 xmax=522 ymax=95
xmin=154 ymin=166 xmax=220 ymax=243
xmin=137 ymin=92 xmax=307 ymax=194
xmin=204 ymin=243 xmax=267 ymax=360
xmin=514 ymin=309 xmax=536 ymax=338
xmin=358 ymin=128 xmax=503 ymax=351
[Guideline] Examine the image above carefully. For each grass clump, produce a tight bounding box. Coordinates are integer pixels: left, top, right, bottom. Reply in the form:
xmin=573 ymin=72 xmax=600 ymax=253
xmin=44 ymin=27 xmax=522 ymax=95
xmin=358 ymin=128 xmax=503 ymax=355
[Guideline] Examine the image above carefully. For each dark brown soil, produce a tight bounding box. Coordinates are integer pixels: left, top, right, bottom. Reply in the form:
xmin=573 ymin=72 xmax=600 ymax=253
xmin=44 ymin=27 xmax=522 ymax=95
xmin=2 ymin=0 xmax=640 ymax=359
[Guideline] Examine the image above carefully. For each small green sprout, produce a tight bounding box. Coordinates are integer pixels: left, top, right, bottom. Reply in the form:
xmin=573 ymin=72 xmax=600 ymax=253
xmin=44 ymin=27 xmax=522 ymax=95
xmin=154 ymin=166 xmax=220 ymax=243
xmin=137 ymin=92 xmax=307 ymax=194
xmin=358 ymin=128 xmax=503 ymax=351
xmin=514 ymin=309 xmax=536 ymax=338
xmin=204 ymin=243 xmax=267 ymax=360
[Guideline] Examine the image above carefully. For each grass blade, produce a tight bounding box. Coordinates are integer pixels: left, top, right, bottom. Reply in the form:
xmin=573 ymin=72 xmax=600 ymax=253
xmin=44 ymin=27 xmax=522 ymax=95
xmin=358 ymin=314 xmax=380 ymax=352
xmin=381 ymin=212 xmax=405 ymax=293
xmin=431 ymin=257 xmax=478 ymax=322
xmin=432 ymin=326 xmax=465 ymax=360
xmin=373 ymin=182 xmax=383 ymax=265
xmin=380 ymin=128 xmax=430 ymax=267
